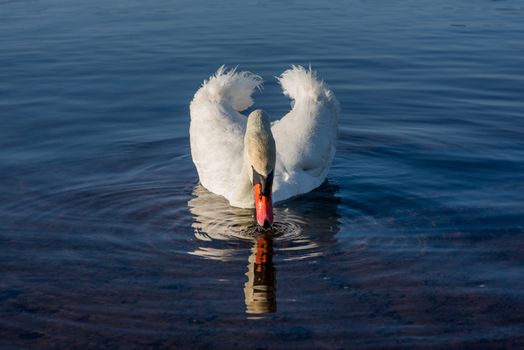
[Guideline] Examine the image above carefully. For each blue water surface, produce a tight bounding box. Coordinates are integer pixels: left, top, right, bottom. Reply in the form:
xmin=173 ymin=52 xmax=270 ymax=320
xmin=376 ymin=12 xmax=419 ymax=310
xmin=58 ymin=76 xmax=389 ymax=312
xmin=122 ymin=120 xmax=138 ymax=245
xmin=1 ymin=0 xmax=524 ymax=348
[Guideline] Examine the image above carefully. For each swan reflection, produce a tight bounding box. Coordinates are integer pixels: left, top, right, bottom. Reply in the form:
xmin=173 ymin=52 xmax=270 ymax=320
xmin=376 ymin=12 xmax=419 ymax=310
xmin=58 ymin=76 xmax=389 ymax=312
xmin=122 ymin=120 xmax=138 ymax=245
xmin=187 ymin=182 xmax=340 ymax=314
xmin=188 ymin=182 xmax=340 ymax=256
xmin=244 ymin=234 xmax=276 ymax=314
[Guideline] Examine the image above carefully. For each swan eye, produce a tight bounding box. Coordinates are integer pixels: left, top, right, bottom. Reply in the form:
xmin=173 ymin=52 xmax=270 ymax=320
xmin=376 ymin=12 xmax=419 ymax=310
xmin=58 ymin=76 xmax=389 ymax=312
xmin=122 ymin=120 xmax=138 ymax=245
xmin=252 ymin=167 xmax=274 ymax=196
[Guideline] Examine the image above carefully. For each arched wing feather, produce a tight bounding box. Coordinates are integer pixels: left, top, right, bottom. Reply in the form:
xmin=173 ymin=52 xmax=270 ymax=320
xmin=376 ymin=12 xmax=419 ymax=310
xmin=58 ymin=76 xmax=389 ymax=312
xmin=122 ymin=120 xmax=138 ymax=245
xmin=271 ymin=66 xmax=339 ymax=202
xmin=189 ymin=67 xmax=262 ymax=200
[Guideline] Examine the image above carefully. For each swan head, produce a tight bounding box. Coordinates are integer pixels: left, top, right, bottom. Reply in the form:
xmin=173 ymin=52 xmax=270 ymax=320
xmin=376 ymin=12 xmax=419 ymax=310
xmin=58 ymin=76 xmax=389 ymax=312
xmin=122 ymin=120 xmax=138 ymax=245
xmin=245 ymin=109 xmax=276 ymax=229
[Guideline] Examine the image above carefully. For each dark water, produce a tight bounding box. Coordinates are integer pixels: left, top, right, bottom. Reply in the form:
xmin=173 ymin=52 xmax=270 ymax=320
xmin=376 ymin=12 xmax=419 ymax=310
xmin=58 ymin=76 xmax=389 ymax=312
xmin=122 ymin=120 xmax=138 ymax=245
xmin=1 ymin=0 xmax=524 ymax=348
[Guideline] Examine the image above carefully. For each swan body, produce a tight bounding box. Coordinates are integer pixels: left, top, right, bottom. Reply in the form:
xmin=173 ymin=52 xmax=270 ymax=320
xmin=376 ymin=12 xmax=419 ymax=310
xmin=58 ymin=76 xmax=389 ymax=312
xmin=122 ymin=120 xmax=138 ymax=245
xmin=189 ymin=65 xmax=339 ymax=209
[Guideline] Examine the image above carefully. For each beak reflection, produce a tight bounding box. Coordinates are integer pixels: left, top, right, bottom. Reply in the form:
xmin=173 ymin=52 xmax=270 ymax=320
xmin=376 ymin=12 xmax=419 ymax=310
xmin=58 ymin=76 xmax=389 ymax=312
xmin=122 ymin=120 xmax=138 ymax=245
xmin=244 ymin=234 xmax=276 ymax=314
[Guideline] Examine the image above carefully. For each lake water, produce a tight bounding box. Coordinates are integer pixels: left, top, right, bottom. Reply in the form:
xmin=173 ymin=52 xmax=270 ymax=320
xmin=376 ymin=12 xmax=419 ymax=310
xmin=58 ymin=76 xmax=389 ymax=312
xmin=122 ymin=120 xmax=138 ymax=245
xmin=1 ymin=0 xmax=524 ymax=348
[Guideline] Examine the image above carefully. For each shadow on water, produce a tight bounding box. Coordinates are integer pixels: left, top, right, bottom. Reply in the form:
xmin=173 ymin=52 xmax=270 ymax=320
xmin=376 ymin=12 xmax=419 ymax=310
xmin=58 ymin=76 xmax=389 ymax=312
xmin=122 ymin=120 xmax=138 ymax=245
xmin=187 ymin=181 xmax=341 ymax=314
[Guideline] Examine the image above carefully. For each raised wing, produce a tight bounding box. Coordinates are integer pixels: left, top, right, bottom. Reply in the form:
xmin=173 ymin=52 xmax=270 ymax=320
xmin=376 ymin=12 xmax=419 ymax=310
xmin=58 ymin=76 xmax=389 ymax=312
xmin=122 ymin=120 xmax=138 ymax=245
xmin=189 ymin=66 xmax=262 ymax=200
xmin=271 ymin=66 xmax=340 ymax=202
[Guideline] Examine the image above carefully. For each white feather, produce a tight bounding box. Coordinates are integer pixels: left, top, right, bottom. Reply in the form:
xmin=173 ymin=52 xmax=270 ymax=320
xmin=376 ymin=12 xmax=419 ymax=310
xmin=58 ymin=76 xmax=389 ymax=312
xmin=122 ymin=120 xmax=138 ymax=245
xmin=189 ymin=66 xmax=262 ymax=206
xmin=189 ymin=65 xmax=339 ymax=208
xmin=271 ymin=65 xmax=339 ymax=202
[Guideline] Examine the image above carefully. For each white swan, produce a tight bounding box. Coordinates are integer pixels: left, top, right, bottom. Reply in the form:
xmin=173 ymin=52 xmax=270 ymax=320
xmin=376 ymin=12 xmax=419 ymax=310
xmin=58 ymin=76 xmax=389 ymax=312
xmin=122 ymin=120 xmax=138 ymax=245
xmin=189 ymin=65 xmax=339 ymax=227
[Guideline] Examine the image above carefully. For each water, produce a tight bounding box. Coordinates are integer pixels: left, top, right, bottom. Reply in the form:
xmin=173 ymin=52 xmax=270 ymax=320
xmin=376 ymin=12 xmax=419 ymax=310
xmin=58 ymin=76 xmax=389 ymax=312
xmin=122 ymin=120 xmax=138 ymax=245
xmin=1 ymin=0 xmax=524 ymax=348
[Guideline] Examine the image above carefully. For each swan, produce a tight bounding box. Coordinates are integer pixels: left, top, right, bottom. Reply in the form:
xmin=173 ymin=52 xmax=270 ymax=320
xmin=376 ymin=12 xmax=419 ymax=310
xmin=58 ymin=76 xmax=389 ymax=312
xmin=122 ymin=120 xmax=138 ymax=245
xmin=189 ymin=65 xmax=339 ymax=228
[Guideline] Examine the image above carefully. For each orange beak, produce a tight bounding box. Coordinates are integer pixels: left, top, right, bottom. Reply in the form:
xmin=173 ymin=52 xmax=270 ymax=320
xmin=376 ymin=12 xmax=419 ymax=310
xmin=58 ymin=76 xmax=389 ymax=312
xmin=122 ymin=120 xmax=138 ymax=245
xmin=254 ymin=183 xmax=273 ymax=228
